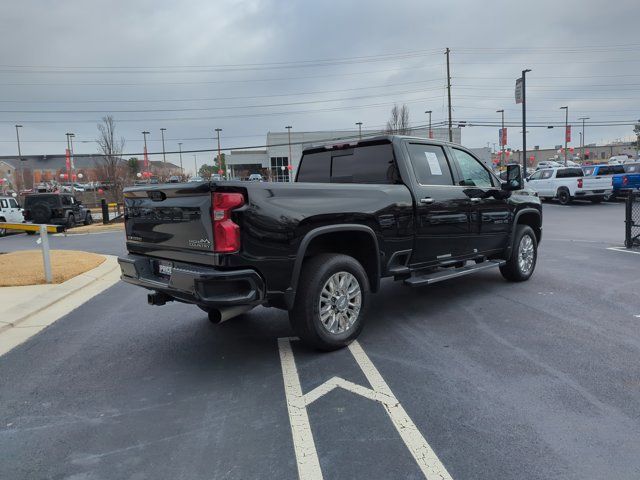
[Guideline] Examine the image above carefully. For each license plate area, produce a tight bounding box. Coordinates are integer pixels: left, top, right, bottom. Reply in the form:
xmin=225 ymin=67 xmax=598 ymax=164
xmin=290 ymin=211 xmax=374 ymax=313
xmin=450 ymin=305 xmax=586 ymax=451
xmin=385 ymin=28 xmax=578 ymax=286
xmin=155 ymin=260 xmax=173 ymax=278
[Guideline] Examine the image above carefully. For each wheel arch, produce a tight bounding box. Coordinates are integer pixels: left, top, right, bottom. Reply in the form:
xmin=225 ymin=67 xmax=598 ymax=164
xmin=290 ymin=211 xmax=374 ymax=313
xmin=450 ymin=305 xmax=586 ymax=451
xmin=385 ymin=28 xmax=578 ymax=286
xmin=505 ymin=208 xmax=542 ymax=257
xmin=285 ymin=224 xmax=381 ymax=309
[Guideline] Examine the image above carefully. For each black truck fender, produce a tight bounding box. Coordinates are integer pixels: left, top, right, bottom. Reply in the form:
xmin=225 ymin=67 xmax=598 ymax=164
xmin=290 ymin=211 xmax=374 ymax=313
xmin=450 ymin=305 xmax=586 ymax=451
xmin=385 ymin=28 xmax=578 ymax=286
xmin=283 ymin=224 xmax=381 ymax=310
xmin=505 ymin=208 xmax=542 ymax=257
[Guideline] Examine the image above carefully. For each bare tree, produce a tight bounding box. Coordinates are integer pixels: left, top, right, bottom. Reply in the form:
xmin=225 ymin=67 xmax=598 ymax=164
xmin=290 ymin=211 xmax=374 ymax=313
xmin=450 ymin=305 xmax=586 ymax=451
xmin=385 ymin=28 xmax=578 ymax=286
xmin=96 ymin=115 xmax=126 ymax=201
xmin=385 ymin=104 xmax=411 ymax=135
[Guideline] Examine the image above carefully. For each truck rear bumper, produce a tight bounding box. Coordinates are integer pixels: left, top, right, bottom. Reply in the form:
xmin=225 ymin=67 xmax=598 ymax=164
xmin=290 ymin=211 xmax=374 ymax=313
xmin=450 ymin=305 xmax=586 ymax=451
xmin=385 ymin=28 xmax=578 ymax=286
xmin=574 ymin=189 xmax=612 ymax=198
xmin=118 ymin=254 xmax=265 ymax=307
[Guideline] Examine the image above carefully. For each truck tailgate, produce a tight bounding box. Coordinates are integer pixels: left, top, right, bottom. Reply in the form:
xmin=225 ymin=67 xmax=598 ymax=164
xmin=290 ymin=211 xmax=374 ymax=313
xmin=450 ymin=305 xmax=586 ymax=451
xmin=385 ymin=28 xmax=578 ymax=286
xmin=123 ymin=182 xmax=214 ymax=257
xmin=582 ymin=176 xmax=612 ymax=191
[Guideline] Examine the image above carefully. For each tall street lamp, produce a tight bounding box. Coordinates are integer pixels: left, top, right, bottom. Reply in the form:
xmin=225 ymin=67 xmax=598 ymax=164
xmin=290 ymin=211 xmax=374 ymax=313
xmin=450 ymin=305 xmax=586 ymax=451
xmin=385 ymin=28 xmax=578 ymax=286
xmin=285 ymin=125 xmax=292 ymax=181
xmin=65 ymin=132 xmax=75 ymax=193
xmin=496 ymin=109 xmax=505 ymax=166
xmin=425 ymin=111 xmax=432 ymax=139
xmin=214 ymin=128 xmax=223 ymax=175
xmin=560 ymin=106 xmax=569 ymax=166
xmin=15 ymin=125 xmax=24 ymax=189
xmin=578 ymin=117 xmax=589 ymax=161
xmin=160 ymin=127 xmax=167 ymax=164
xmin=355 ymin=122 xmax=363 ymax=140
xmin=178 ymin=142 xmax=184 ymax=178
xmin=193 ymin=154 xmax=198 ymax=177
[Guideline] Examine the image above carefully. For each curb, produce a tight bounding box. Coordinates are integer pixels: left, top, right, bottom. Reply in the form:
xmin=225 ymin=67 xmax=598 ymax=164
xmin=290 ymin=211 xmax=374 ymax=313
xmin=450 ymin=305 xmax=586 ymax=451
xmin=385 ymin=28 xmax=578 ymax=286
xmin=0 ymin=255 xmax=119 ymax=332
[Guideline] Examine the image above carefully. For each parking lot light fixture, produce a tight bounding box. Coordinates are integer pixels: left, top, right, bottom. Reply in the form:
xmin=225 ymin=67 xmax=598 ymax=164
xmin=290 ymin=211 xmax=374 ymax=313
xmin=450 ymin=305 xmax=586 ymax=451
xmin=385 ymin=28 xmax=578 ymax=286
xmin=560 ymin=106 xmax=569 ymax=166
xmin=578 ymin=117 xmax=590 ymax=161
xmin=356 ymin=122 xmax=363 ymax=140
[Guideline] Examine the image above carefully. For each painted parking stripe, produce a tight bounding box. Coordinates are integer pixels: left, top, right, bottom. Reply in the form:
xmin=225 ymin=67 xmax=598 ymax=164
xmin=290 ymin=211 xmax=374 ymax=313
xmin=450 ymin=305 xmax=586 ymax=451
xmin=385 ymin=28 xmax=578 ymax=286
xmin=606 ymin=246 xmax=640 ymax=255
xmin=278 ymin=337 xmax=453 ymax=480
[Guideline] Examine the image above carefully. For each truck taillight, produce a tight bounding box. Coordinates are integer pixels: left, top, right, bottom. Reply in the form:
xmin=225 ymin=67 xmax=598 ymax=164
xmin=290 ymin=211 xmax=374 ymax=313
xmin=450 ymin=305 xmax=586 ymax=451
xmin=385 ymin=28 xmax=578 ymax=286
xmin=212 ymin=192 xmax=244 ymax=253
xmin=623 ymin=175 xmax=629 ymax=186
xmin=577 ymin=178 xmax=583 ymax=188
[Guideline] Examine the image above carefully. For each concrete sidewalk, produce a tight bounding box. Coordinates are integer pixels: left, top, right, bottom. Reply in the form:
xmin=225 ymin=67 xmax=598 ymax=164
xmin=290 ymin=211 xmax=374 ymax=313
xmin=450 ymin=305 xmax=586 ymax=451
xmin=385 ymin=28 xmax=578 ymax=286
xmin=0 ymin=255 xmax=120 ymax=356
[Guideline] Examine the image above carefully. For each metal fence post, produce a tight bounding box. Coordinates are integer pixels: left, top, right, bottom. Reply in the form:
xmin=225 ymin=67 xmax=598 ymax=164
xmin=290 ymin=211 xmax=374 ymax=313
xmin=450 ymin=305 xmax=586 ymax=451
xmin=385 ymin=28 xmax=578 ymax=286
xmin=101 ymin=198 xmax=109 ymax=225
xmin=40 ymin=224 xmax=53 ymax=283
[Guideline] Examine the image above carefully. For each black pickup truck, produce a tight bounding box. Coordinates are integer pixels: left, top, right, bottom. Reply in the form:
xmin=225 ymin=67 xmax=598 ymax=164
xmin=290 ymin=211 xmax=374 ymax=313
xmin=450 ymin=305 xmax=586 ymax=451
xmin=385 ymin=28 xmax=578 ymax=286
xmin=118 ymin=136 xmax=542 ymax=350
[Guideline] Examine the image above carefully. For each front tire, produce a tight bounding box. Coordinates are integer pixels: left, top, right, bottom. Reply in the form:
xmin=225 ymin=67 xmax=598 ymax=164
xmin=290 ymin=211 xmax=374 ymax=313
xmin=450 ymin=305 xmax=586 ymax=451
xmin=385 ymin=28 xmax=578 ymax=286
xmin=289 ymin=253 xmax=369 ymax=351
xmin=500 ymin=225 xmax=538 ymax=282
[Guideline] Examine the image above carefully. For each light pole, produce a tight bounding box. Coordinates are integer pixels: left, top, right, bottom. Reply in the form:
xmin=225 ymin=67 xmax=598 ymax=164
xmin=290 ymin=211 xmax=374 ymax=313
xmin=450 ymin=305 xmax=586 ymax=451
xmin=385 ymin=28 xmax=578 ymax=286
xmin=425 ymin=111 xmax=432 ymax=139
xmin=285 ymin=125 xmax=292 ymax=181
xmin=142 ymin=131 xmax=150 ymax=179
xmin=193 ymin=155 xmax=198 ymax=177
xmin=160 ymin=127 xmax=167 ymax=165
xmin=178 ymin=142 xmax=184 ymax=179
xmin=15 ymin=125 xmax=24 ymax=190
xmin=356 ymin=122 xmax=363 ymax=140
xmin=215 ymin=128 xmax=222 ymax=176
xmin=496 ymin=109 xmax=505 ymax=166
xmin=521 ymin=68 xmax=531 ymax=179
xmin=560 ymin=106 xmax=569 ymax=166
xmin=578 ymin=117 xmax=589 ymax=161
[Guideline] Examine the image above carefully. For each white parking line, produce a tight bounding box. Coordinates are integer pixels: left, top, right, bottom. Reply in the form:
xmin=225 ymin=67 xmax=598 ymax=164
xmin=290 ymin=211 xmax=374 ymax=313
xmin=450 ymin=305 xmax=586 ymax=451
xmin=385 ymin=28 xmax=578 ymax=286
xmin=606 ymin=246 xmax=640 ymax=255
xmin=278 ymin=337 xmax=453 ymax=480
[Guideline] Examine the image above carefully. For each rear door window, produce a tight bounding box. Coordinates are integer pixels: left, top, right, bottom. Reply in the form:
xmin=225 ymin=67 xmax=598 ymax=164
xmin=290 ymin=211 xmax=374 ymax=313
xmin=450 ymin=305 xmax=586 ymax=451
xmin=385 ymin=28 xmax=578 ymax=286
xmin=406 ymin=143 xmax=454 ymax=186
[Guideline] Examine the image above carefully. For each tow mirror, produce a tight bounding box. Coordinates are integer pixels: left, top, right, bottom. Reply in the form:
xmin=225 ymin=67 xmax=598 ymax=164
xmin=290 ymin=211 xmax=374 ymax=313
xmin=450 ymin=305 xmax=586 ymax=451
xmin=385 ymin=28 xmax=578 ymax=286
xmin=502 ymin=164 xmax=523 ymax=191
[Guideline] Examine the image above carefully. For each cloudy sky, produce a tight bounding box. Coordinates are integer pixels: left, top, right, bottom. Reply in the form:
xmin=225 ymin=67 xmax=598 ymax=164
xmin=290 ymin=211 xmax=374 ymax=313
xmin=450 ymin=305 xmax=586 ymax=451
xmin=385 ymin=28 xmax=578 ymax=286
xmin=0 ymin=0 xmax=638 ymax=172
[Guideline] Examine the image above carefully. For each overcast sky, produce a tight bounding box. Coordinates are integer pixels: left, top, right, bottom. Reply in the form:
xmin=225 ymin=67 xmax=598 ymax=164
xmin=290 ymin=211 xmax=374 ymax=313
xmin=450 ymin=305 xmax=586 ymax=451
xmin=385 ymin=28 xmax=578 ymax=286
xmin=0 ymin=0 xmax=639 ymax=172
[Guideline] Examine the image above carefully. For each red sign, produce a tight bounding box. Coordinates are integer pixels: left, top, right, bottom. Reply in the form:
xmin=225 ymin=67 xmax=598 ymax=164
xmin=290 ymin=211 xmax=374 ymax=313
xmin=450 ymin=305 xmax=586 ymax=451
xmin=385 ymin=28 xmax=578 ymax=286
xmin=566 ymin=125 xmax=571 ymax=143
xmin=502 ymin=128 xmax=507 ymax=146
xmin=143 ymin=145 xmax=149 ymax=169
xmin=65 ymin=148 xmax=71 ymax=173
xmin=218 ymin=169 xmax=224 ymax=175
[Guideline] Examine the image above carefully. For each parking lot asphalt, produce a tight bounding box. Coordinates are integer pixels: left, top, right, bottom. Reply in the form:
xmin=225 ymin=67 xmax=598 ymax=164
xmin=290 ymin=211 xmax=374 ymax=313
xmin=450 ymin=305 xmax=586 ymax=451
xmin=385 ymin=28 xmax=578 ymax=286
xmin=1 ymin=201 xmax=639 ymax=480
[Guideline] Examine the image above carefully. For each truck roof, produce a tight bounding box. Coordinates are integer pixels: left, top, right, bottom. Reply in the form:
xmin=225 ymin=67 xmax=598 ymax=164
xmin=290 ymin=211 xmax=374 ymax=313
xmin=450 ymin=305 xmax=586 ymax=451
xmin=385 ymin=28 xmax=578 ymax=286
xmin=302 ymin=135 xmax=462 ymax=155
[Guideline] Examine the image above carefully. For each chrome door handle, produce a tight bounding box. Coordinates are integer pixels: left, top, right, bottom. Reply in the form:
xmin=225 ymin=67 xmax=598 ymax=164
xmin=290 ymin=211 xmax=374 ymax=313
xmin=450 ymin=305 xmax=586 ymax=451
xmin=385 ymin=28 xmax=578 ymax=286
xmin=470 ymin=197 xmax=481 ymax=203
xmin=420 ymin=197 xmax=434 ymax=204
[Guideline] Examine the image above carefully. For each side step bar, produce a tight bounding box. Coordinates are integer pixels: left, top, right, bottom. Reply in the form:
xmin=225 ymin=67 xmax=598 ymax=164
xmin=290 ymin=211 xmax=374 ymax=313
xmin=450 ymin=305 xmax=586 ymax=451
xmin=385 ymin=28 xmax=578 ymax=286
xmin=404 ymin=260 xmax=505 ymax=287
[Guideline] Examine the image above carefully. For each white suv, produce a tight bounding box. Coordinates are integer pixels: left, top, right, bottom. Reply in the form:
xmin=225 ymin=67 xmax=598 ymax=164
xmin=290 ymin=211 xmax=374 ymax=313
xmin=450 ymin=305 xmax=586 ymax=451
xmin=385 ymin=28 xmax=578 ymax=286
xmin=0 ymin=195 xmax=24 ymax=236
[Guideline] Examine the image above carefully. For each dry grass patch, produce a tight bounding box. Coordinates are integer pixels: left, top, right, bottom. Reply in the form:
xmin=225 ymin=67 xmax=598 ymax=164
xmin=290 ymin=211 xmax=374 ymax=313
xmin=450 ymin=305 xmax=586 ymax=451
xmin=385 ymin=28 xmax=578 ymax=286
xmin=0 ymin=250 xmax=105 ymax=286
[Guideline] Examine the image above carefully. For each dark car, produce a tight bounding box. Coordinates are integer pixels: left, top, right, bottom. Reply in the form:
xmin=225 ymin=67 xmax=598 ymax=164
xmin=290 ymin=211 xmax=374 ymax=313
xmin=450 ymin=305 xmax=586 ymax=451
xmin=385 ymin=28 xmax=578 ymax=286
xmin=23 ymin=193 xmax=93 ymax=228
xmin=118 ymin=136 xmax=542 ymax=350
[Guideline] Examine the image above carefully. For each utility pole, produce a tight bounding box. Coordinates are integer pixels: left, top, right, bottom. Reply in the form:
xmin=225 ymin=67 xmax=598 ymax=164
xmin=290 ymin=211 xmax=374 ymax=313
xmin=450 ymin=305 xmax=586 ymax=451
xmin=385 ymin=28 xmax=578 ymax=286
xmin=285 ymin=125 xmax=293 ymax=182
xmin=445 ymin=48 xmax=453 ymax=142
xmin=214 ymin=128 xmax=223 ymax=176
xmin=65 ymin=132 xmax=75 ymax=193
xmin=425 ymin=111 xmax=432 ymax=139
xmin=160 ymin=127 xmax=167 ymax=166
xmin=496 ymin=109 xmax=505 ymax=166
xmin=193 ymin=155 xmax=198 ymax=177
xmin=560 ymin=106 xmax=569 ymax=166
xmin=15 ymin=124 xmax=24 ymax=190
xmin=356 ymin=122 xmax=362 ymax=140
xmin=578 ymin=117 xmax=589 ymax=161
xmin=142 ymin=131 xmax=150 ymax=180
xmin=521 ymin=69 xmax=531 ymax=178
xmin=178 ymin=142 xmax=184 ymax=179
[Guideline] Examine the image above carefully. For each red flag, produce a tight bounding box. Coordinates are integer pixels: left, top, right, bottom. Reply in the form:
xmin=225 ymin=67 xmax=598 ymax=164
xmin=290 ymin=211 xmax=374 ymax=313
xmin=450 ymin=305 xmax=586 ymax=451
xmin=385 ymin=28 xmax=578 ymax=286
xmin=65 ymin=148 xmax=71 ymax=173
xmin=565 ymin=125 xmax=571 ymax=143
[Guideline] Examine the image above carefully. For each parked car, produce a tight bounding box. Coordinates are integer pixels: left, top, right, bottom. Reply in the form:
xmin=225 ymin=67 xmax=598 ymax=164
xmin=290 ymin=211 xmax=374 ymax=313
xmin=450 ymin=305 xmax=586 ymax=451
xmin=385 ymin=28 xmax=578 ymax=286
xmin=611 ymin=163 xmax=640 ymax=198
xmin=248 ymin=174 xmax=264 ymax=182
xmin=608 ymin=155 xmax=631 ymax=165
xmin=118 ymin=135 xmax=542 ymax=350
xmin=23 ymin=193 xmax=93 ymax=228
xmin=0 ymin=195 xmax=24 ymax=236
xmin=536 ymin=160 xmax=562 ymax=170
xmin=526 ymin=167 xmax=612 ymax=204
xmin=168 ymin=176 xmax=181 ymax=183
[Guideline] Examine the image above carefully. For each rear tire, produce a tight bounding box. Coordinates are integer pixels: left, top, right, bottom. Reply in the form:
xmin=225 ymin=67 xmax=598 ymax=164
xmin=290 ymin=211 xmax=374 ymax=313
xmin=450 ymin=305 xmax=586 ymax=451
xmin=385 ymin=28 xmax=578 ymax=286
xmin=557 ymin=188 xmax=572 ymax=205
xmin=289 ymin=253 xmax=369 ymax=351
xmin=0 ymin=218 xmax=5 ymax=237
xmin=67 ymin=214 xmax=75 ymax=228
xmin=500 ymin=225 xmax=537 ymax=282
xmin=84 ymin=212 xmax=93 ymax=225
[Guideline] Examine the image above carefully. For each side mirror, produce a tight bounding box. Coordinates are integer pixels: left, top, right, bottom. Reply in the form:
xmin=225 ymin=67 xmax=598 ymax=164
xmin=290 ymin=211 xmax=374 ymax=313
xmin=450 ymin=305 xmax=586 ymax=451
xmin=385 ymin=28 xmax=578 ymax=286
xmin=502 ymin=164 xmax=523 ymax=191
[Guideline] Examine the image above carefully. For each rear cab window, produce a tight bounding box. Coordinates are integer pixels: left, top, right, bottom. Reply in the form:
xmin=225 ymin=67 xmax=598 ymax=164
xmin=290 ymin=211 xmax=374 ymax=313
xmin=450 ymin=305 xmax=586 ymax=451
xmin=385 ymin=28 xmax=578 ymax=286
xmin=25 ymin=195 xmax=61 ymax=208
xmin=297 ymin=140 xmax=399 ymax=184
xmin=556 ymin=168 xmax=583 ymax=178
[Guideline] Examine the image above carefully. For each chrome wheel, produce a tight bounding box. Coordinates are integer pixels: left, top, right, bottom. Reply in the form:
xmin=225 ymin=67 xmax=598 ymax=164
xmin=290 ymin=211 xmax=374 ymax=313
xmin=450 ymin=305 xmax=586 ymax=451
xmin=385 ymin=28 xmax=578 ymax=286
xmin=318 ymin=271 xmax=362 ymax=335
xmin=518 ymin=234 xmax=535 ymax=275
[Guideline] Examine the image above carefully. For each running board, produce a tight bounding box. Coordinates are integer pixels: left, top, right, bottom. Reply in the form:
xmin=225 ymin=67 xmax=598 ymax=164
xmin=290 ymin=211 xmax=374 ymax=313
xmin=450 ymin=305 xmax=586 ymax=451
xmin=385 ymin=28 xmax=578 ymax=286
xmin=404 ymin=260 xmax=505 ymax=287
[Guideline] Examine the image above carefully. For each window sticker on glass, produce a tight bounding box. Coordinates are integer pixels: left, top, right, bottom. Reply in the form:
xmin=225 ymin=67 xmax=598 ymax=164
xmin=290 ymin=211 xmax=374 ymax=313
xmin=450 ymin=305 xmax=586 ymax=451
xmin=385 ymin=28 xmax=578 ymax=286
xmin=424 ymin=152 xmax=442 ymax=175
